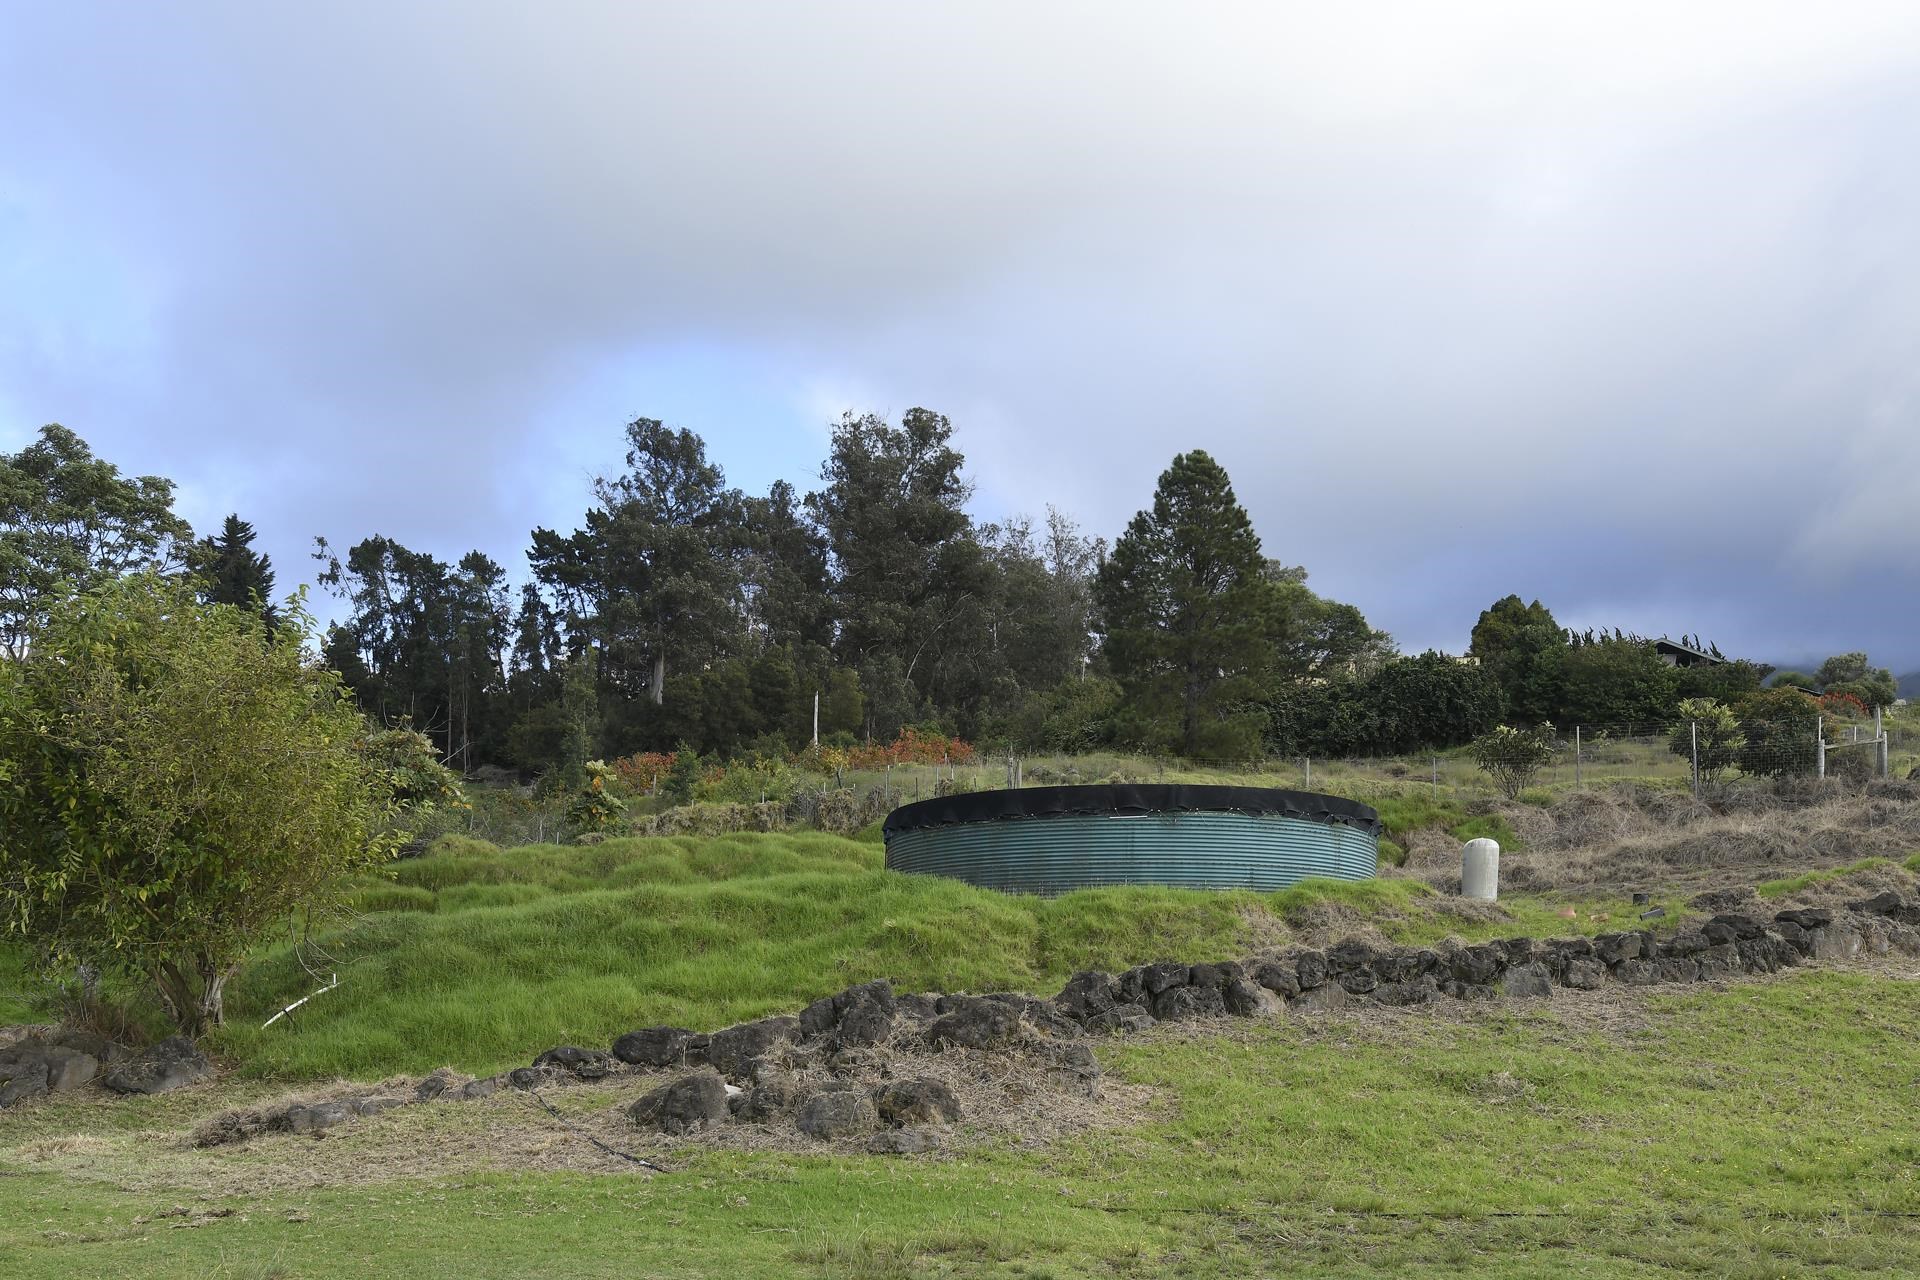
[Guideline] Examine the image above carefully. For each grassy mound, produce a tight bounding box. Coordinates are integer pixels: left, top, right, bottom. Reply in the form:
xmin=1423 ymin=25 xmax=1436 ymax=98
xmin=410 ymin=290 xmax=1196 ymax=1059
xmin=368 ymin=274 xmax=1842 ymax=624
xmin=214 ymin=829 xmax=1720 ymax=1080
xmin=218 ymin=832 xmax=1271 ymax=1078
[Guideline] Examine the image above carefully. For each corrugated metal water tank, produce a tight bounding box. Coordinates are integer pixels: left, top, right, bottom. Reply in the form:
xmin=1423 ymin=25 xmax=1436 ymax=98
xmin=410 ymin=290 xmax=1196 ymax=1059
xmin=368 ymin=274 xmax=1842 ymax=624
xmin=882 ymin=784 xmax=1380 ymax=895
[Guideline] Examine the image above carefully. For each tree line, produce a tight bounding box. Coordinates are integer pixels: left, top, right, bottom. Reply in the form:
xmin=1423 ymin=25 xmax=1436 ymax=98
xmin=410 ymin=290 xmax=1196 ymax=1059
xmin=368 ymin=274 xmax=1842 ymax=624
xmin=306 ymin=414 xmax=1400 ymax=772
xmin=6 ymin=419 xmax=1894 ymax=786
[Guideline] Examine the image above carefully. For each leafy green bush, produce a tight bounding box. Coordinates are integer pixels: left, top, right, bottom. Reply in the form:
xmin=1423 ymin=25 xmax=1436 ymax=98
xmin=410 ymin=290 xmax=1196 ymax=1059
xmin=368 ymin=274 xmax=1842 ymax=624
xmin=660 ymin=743 xmax=704 ymax=805
xmin=695 ymin=756 xmax=801 ymax=805
xmin=1668 ymin=698 xmax=1744 ymax=781
xmin=1736 ymin=688 xmax=1819 ymax=778
xmin=0 ymin=575 xmax=397 ymax=1034
xmin=565 ymin=760 xmax=627 ymax=836
xmin=1470 ymin=725 xmax=1557 ymax=799
xmin=359 ymin=723 xmax=464 ymax=826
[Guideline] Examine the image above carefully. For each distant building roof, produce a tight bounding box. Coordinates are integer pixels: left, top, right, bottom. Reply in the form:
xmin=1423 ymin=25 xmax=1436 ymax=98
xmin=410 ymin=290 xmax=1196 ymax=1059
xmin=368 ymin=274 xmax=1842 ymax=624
xmin=1654 ymin=637 xmax=1725 ymax=667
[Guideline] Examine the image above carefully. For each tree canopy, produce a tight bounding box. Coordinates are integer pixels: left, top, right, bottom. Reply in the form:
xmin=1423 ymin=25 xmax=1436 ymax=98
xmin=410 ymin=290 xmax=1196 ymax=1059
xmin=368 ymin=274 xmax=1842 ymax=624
xmin=1095 ymin=450 xmax=1287 ymax=759
xmin=0 ymin=575 xmax=400 ymax=1034
xmin=0 ymin=424 xmax=191 ymax=659
xmin=190 ymin=513 xmax=277 ymax=625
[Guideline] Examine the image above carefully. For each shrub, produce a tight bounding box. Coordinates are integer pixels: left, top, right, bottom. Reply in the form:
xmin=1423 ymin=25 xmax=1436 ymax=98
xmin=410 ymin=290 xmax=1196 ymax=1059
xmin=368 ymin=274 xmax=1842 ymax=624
xmin=609 ymin=751 xmax=675 ymax=794
xmin=660 ymin=744 xmax=704 ymax=805
xmin=1736 ymin=688 xmax=1820 ymax=778
xmin=1668 ymin=698 xmax=1745 ymax=781
xmin=1470 ymin=725 xmax=1557 ymax=799
xmin=0 ymin=576 xmax=397 ymax=1034
xmin=696 ymin=756 xmax=800 ymax=805
xmin=1818 ymin=691 xmax=1869 ymax=721
xmin=359 ymin=723 xmax=465 ymax=825
xmin=565 ymin=760 xmax=627 ymax=835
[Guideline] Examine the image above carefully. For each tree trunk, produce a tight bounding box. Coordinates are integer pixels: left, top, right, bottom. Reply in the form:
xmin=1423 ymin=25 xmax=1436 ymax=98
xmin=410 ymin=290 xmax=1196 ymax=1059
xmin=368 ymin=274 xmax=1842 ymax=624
xmin=153 ymin=957 xmax=230 ymax=1038
xmin=651 ymin=650 xmax=666 ymax=705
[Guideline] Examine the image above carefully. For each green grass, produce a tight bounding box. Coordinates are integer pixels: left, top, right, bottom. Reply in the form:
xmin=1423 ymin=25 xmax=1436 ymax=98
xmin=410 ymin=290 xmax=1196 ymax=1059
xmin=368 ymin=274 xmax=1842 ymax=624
xmin=0 ymin=945 xmax=36 ymax=1024
xmin=211 ymin=833 xmax=1283 ymax=1079
xmin=0 ymin=831 xmax=1693 ymax=1080
xmin=1270 ymin=874 xmax=1434 ymax=920
xmin=221 ymin=832 xmax=1675 ymax=1079
xmin=5 ymin=971 xmax=1919 ymax=1278
xmin=1756 ymin=857 xmax=1895 ymax=899
xmin=1366 ymin=792 xmax=1523 ymax=851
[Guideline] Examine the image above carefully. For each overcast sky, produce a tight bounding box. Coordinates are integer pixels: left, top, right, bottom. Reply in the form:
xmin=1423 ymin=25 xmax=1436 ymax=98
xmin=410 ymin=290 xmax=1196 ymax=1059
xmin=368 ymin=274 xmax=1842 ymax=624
xmin=4 ymin=3 xmax=1918 ymax=668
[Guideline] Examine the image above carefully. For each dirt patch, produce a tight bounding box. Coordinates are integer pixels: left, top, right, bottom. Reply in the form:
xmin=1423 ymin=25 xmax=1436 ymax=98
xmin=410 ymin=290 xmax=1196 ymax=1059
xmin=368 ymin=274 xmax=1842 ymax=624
xmin=1403 ymin=827 xmax=1463 ymax=870
xmin=1233 ymin=902 xmax=1292 ymax=953
xmin=1 ymin=1034 xmax=1164 ymax=1197
xmin=1775 ymin=862 xmax=1920 ymax=911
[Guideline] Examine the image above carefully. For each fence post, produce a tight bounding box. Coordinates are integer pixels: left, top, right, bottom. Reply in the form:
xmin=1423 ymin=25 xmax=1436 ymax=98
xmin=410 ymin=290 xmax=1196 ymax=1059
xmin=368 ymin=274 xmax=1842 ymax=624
xmin=1815 ymin=716 xmax=1826 ymax=780
xmin=1303 ymin=756 xmax=1311 ymax=788
xmin=1690 ymin=721 xmax=1699 ymax=799
xmin=1878 ymin=733 xmax=1890 ymax=779
xmin=884 ymin=765 xmax=891 ymax=806
xmin=1574 ymin=726 xmax=1582 ymax=786
xmin=1431 ymin=754 xmax=1438 ymax=802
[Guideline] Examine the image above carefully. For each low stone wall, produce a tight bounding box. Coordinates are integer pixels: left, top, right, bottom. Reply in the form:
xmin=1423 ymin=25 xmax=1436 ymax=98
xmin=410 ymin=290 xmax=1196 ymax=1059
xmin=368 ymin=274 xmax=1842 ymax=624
xmin=16 ymin=889 xmax=1920 ymax=1160
xmin=496 ymin=890 xmax=1920 ymax=1152
xmin=0 ymin=1034 xmax=210 ymax=1110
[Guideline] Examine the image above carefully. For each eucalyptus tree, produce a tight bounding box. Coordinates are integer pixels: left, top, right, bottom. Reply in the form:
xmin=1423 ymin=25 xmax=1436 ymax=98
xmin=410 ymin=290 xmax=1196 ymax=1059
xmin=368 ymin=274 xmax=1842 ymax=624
xmin=0 ymin=424 xmax=190 ymax=659
xmin=530 ymin=418 xmax=746 ymax=708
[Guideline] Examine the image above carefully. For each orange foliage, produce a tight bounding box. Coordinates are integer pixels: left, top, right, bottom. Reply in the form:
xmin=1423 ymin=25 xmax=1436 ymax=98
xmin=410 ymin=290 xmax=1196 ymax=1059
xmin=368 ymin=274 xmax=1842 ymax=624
xmin=841 ymin=727 xmax=976 ymax=769
xmin=1818 ymin=691 xmax=1869 ymax=720
xmin=610 ymin=752 xmax=675 ymax=791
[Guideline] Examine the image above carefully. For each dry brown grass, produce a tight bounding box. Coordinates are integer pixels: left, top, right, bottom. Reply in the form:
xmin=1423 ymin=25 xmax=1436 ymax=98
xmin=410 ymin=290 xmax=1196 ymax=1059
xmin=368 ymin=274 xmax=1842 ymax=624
xmin=1407 ymin=780 xmax=1920 ymax=896
xmin=1 ymin=1029 xmax=1165 ymax=1198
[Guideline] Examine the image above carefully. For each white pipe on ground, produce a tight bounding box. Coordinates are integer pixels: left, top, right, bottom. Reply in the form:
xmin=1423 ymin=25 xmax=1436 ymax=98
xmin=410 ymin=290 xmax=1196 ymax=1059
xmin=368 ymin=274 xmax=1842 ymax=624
xmin=1462 ymin=838 xmax=1500 ymax=901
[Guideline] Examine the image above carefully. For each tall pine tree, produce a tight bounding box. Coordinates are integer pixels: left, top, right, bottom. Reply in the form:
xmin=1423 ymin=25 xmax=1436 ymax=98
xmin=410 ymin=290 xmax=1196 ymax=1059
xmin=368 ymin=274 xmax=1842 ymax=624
xmin=192 ymin=513 xmax=277 ymax=625
xmin=1094 ymin=450 xmax=1278 ymax=760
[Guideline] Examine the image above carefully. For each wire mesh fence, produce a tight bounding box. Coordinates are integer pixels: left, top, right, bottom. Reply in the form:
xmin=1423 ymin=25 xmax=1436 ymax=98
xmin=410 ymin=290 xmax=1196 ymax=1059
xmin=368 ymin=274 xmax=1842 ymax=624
xmin=432 ymin=710 xmax=1911 ymax=846
xmin=887 ymin=715 xmax=1898 ymax=805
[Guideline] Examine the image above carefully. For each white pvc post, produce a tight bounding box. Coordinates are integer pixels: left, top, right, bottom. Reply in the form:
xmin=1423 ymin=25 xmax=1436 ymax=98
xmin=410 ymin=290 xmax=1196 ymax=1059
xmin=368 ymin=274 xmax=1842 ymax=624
xmin=1462 ymin=838 xmax=1500 ymax=901
xmin=1691 ymin=721 xmax=1700 ymax=798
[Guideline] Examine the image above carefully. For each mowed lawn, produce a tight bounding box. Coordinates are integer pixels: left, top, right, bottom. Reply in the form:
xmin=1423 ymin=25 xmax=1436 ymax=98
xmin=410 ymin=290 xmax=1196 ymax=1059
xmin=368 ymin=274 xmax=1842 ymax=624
xmin=6 ymin=831 xmax=1920 ymax=1277
xmin=6 ymin=972 xmax=1920 ymax=1278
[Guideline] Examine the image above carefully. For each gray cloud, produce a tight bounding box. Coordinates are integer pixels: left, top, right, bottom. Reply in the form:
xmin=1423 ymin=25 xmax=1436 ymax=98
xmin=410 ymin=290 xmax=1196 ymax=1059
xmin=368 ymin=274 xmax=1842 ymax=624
xmin=3 ymin=3 xmax=1918 ymax=665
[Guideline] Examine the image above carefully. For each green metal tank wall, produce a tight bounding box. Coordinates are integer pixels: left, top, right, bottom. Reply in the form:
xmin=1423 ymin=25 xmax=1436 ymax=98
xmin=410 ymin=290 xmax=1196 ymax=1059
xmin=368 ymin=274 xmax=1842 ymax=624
xmin=884 ymin=807 xmax=1378 ymax=895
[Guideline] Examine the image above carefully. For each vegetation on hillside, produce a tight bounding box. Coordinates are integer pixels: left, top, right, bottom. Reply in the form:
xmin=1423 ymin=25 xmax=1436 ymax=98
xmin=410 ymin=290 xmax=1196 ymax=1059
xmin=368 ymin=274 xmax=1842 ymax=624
xmin=8 ymin=972 xmax=1920 ymax=1278
xmin=0 ymin=575 xmax=405 ymax=1033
